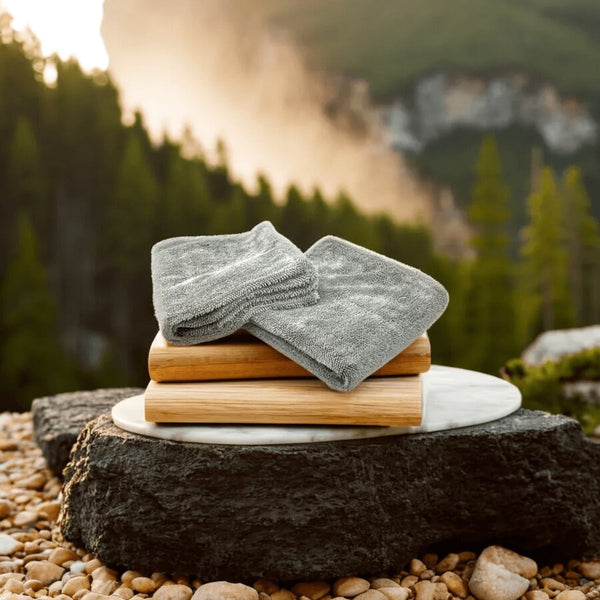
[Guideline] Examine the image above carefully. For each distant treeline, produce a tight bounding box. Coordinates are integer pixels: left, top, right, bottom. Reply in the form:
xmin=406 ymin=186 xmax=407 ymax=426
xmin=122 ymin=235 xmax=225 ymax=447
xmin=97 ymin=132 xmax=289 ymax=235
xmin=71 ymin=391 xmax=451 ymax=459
xmin=0 ymin=26 xmax=599 ymax=411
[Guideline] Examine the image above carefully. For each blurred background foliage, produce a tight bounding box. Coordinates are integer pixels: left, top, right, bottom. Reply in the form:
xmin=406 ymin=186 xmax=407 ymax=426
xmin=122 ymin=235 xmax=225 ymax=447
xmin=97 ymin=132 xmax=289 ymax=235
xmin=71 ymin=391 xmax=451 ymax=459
xmin=0 ymin=9 xmax=599 ymax=424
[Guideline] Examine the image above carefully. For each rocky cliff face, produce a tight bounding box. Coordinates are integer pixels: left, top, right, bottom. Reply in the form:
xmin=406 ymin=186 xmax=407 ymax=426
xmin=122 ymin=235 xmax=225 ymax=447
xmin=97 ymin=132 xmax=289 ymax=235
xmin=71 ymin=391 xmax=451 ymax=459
xmin=378 ymin=73 xmax=597 ymax=154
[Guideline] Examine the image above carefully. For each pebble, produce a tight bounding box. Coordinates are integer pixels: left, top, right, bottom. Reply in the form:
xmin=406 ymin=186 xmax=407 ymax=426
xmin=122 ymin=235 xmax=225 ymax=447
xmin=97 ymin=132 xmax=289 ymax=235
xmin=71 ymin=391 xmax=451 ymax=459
xmin=0 ymin=534 xmax=24 ymax=556
xmin=271 ymin=591 xmax=295 ymax=600
xmin=526 ymin=592 xmax=550 ymax=600
xmin=153 ymin=584 xmax=193 ymax=600
xmin=84 ymin=561 xmax=102 ymax=575
xmin=332 ymin=577 xmax=370 ymax=597
xmin=35 ymin=502 xmax=60 ymax=522
xmin=112 ymin=587 xmax=135 ymax=600
xmin=62 ymin=577 xmax=91 ymax=596
xmin=579 ymin=562 xmax=600 ymax=580
xmin=25 ymin=562 xmax=65 ymax=586
xmin=436 ymin=554 xmax=459 ymax=573
xmin=69 ymin=563 xmax=86 ymax=575
xmin=413 ymin=580 xmax=448 ymax=600
xmin=48 ymin=550 xmax=79 ymax=567
xmin=468 ymin=546 xmax=536 ymax=600
xmin=375 ymin=588 xmax=409 ymax=600
xmin=81 ymin=593 xmax=114 ymax=600
xmin=91 ymin=580 xmax=118 ymax=595
xmin=130 ymin=578 xmax=156 ymax=594
xmin=555 ymin=592 xmax=586 ymax=600
xmin=0 ymin=501 xmax=13 ymax=519
xmin=13 ymin=512 xmax=38 ymax=528
xmin=291 ymin=582 xmax=331 ymax=600
xmin=371 ymin=580 xmax=399 ymax=590
xmin=191 ymin=582 xmax=258 ymax=600
xmin=13 ymin=474 xmax=46 ymax=491
xmin=541 ymin=577 xmax=567 ymax=591
xmin=400 ymin=576 xmax=418 ymax=588
xmin=91 ymin=567 xmax=117 ymax=583
xmin=353 ymin=591 xmax=387 ymax=600
xmin=410 ymin=560 xmax=427 ymax=577
xmin=439 ymin=571 xmax=468 ymax=598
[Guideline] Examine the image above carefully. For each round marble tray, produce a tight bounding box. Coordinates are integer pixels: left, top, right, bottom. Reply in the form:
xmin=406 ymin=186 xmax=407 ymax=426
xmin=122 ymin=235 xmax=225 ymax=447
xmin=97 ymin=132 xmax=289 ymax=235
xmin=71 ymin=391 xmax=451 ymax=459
xmin=111 ymin=365 xmax=521 ymax=445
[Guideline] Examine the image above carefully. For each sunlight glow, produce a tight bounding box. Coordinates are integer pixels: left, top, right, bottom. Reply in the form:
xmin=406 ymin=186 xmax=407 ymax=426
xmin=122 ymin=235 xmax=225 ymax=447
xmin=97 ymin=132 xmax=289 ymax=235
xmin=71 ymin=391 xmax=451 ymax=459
xmin=0 ymin=0 xmax=108 ymax=71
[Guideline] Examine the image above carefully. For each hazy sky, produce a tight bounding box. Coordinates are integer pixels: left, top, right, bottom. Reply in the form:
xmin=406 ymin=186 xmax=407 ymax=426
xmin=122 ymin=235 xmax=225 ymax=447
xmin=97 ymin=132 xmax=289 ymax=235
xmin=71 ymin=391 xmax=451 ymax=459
xmin=0 ymin=0 xmax=107 ymax=70
xmin=0 ymin=0 xmax=430 ymax=221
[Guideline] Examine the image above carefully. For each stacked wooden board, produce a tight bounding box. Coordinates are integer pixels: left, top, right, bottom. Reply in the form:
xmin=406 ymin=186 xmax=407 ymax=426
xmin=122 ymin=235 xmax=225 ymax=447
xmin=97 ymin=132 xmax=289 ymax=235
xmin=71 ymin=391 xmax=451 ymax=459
xmin=144 ymin=331 xmax=431 ymax=426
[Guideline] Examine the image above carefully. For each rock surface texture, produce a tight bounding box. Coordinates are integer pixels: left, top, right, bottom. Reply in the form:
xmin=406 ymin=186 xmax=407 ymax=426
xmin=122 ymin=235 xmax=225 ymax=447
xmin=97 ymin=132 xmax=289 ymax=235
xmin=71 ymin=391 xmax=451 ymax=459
xmin=31 ymin=388 xmax=143 ymax=474
xmin=61 ymin=409 xmax=600 ymax=581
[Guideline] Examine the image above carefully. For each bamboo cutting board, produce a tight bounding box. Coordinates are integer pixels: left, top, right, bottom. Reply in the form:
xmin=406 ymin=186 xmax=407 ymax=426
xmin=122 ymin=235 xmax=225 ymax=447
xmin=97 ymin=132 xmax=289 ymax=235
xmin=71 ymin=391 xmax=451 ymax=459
xmin=148 ymin=331 xmax=430 ymax=382
xmin=144 ymin=376 xmax=422 ymax=426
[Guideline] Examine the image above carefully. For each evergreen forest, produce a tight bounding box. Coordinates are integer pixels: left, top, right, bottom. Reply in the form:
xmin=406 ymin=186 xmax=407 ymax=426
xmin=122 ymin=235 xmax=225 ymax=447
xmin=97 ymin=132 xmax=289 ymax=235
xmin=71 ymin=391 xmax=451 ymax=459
xmin=1 ymin=24 xmax=599 ymax=412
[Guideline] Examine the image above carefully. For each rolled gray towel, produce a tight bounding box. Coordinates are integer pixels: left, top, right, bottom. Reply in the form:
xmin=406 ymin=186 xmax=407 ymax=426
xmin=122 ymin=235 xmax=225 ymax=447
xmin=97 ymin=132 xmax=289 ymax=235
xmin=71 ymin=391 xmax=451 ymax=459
xmin=152 ymin=222 xmax=319 ymax=344
xmin=245 ymin=236 xmax=449 ymax=391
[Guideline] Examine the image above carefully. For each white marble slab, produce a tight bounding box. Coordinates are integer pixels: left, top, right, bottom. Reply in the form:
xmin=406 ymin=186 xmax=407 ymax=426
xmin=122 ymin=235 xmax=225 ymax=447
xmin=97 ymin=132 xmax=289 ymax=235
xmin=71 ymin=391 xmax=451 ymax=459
xmin=111 ymin=366 xmax=521 ymax=445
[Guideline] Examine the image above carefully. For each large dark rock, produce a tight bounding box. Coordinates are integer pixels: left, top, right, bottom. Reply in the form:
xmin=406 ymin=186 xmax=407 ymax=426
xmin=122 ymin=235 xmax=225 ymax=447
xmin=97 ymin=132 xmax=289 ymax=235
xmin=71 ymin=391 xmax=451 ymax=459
xmin=61 ymin=410 xmax=600 ymax=581
xmin=32 ymin=388 xmax=143 ymax=474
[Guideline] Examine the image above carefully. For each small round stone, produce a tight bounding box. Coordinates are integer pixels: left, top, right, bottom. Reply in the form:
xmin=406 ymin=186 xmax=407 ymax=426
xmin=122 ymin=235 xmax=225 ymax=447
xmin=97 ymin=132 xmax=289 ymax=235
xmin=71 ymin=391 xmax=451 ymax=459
xmin=62 ymin=576 xmax=91 ymax=596
xmin=271 ymin=590 xmax=295 ymax=600
xmin=0 ymin=534 xmax=24 ymax=556
xmin=13 ymin=511 xmax=38 ymax=527
xmin=153 ymin=584 xmax=193 ymax=600
xmin=410 ymin=560 xmax=427 ymax=577
xmin=130 ymin=577 xmax=156 ymax=594
xmin=191 ymin=582 xmax=258 ymax=600
xmin=4 ymin=578 xmax=25 ymax=594
xmin=400 ymin=576 xmax=418 ymax=588
xmin=371 ymin=580 xmax=399 ymax=589
xmin=25 ymin=562 xmax=65 ymax=587
xmin=525 ymin=591 xmax=551 ymax=600
xmin=333 ymin=577 xmax=370 ymax=597
xmin=541 ymin=578 xmax=566 ymax=591
xmin=36 ymin=502 xmax=61 ymax=522
xmin=436 ymin=554 xmax=459 ymax=573
xmin=48 ymin=549 xmax=79 ymax=566
xmin=439 ymin=571 xmax=468 ymax=598
xmin=416 ymin=581 xmax=449 ymax=600
xmin=69 ymin=562 xmax=86 ymax=575
xmin=555 ymin=592 xmax=587 ymax=600
xmin=579 ymin=562 xmax=600 ymax=580
xmin=376 ymin=588 xmax=409 ymax=600
xmin=292 ymin=582 xmax=331 ymax=600
xmin=112 ymin=587 xmax=135 ymax=600
xmin=354 ymin=591 xmax=387 ymax=600
xmin=14 ymin=473 xmax=46 ymax=491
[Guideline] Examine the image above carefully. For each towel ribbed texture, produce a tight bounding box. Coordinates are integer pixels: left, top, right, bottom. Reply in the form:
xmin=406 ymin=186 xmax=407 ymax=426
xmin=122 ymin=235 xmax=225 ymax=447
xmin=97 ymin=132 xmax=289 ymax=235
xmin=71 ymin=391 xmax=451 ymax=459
xmin=245 ymin=236 xmax=449 ymax=391
xmin=151 ymin=222 xmax=319 ymax=345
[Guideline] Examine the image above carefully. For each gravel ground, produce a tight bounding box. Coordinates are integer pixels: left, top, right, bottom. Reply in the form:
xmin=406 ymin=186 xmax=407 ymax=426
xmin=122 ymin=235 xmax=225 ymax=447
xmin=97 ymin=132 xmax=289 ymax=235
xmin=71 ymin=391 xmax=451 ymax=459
xmin=1 ymin=411 xmax=600 ymax=600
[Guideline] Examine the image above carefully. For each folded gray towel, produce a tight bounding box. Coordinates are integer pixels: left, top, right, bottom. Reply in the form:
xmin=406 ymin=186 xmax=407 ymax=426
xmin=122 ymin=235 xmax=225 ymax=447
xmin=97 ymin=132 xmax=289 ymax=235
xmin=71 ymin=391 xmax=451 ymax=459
xmin=245 ymin=236 xmax=449 ymax=391
xmin=152 ymin=222 xmax=319 ymax=345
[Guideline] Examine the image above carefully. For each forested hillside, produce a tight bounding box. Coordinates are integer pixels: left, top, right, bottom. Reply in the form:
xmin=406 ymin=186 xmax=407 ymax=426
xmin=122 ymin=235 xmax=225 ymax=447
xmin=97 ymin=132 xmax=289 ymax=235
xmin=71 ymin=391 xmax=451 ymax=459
xmin=260 ymin=0 xmax=600 ymax=101
xmin=0 ymin=23 xmax=599 ymax=412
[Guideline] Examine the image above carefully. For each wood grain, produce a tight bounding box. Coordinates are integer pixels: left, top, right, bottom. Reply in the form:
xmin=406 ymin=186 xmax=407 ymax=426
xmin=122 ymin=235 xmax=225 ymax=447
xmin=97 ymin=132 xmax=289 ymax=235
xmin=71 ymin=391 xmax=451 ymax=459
xmin=144 ymin=376 xmax=422 ymax=426
xmin=148 ymin=331 xmax=430 ymax=382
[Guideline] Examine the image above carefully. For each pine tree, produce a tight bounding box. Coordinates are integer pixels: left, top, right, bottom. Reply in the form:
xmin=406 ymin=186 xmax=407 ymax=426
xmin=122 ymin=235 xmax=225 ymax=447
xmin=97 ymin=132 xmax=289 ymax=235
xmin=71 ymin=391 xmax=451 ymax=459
xmin=161 ymin=149 xmax=211 ymax=237
xmin=522 ymin=166 xmax=574 ymax=333
xmin=561 ymin=166 xmax=600 ymax=325
xmin=2 ymin=116 xmax=46 ymax=262
xmin=0 ymin=215 xmax=73 ymax=410
xmin=464 ymin=134 xmax=516 ymax=372
xmin=107 ymin=132 xmax=159 ymax=275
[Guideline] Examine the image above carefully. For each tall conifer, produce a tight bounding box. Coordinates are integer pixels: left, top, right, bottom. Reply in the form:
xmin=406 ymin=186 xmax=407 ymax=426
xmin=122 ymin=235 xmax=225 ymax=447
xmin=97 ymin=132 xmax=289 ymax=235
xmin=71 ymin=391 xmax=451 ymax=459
xmin=464 ymin=134 xmax=516 ymax=372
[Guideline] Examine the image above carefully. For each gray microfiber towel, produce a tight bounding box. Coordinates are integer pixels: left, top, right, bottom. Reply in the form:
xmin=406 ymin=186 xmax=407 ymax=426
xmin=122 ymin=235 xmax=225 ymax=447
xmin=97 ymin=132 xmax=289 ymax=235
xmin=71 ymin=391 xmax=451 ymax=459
xmin=245 ymin=236 xmax=449 ymax=391
xmin=151 ymin=221 xmax=319 ymax=345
